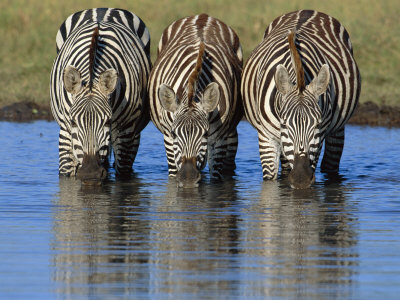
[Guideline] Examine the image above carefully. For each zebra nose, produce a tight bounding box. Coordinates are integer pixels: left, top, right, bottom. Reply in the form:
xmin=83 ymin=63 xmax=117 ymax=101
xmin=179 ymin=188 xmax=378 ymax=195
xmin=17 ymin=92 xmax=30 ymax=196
xmin=177 ymin=157 xmax=201 ymax=188
xmin=288 ymin=154 xmax=315 ymax=189
xmin=76 ymin=154 xmax=107 ymax=183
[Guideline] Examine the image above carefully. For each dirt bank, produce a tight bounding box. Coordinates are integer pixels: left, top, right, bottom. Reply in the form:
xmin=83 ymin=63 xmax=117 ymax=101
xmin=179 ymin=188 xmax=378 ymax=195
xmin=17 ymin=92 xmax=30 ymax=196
xmin=0 ymin=101 xmax=53 ymax=122
xmin=0 ymin=101 xmax=399 ymax=127
xmin=347 ymin=101 xmax=400 ymax=127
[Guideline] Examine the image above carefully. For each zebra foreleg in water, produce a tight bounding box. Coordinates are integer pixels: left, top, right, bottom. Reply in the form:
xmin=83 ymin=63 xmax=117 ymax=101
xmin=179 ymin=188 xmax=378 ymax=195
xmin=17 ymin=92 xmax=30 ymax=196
xmin=112 ymin=130 xmax=142 ymax=177
xmin=320 ymin=128 xmax=345 ymax=173
xmin=207 ymin=138 xmax=229 ymax=179
xmin=257 ymin=131 xmax=281 ymax=180
xmin=280 ymin=153 xmax=291 ymax=176
xmin=222 ymin=129 xmax=239 ymax=176
xmin=58 ymin=125 xmax=79 ymax=177
xmin=163 ymin=131 xmax=178 ymax=177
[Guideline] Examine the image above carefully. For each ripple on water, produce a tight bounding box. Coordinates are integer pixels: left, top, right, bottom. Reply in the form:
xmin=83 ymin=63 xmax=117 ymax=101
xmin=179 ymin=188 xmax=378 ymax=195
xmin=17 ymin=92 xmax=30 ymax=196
xmin=0 ymin=121 xmax=400 ymax=299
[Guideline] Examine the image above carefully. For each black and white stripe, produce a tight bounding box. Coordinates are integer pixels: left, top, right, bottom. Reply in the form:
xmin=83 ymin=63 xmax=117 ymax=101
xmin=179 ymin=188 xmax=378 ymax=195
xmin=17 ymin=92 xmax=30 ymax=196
xmin=241 ymin=10 xmax=361 ymax=187
xmin=50 ymin=8 xmax=151 ymax=179
xmin=148 ymin=14 xmax=243 ymax=183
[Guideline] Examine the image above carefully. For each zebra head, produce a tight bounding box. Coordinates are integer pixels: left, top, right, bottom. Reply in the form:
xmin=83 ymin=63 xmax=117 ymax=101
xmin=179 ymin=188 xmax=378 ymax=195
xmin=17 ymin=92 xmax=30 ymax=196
xmin=157 ymin=43 xmax=220 ymax=187
xmin=63 ymin=65 xmax=118 ymax=182
xmin=274 ymin=32 xmax=330 ymax=189
xmin=158 ymin=82 xmax=220 ymax=187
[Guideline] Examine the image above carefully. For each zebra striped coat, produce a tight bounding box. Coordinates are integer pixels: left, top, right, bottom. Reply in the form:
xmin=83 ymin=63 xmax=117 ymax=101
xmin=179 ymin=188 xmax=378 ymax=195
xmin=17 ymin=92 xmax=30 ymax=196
xmin=50 ymin=8 xmax=151 ymax=180
xmin=241 ymin=10 xmax=361 ymax=188
xmin=148 ymin=14 xmax=243 ymax=186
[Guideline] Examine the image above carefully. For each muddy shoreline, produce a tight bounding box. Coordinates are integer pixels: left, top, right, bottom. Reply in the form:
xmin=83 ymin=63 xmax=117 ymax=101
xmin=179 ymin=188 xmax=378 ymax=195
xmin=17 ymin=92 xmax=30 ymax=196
xmin=0 ymin=101 xmax=399 ymax=127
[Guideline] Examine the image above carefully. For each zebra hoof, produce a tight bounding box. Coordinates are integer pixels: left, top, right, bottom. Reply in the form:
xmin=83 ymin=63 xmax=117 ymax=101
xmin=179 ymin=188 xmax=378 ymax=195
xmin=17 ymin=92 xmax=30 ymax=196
xmin=115 ymin=170 xmax=133 ymax=180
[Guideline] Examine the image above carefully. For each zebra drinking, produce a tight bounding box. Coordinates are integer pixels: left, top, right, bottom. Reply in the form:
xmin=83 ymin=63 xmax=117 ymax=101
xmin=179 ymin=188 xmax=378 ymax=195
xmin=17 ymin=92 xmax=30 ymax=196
xmin=148 ymin=14 xmax=243 ymax=187
xmin=241 ymin=10 xmax=361 ymax=188
xmin=50 ymin=8 xmax=151 ymax=182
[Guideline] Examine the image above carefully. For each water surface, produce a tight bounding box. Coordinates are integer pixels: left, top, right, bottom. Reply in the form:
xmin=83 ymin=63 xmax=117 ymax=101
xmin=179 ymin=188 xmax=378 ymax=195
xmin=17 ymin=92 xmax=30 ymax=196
xmin=0 ymin=121 xmax=399 ymax=299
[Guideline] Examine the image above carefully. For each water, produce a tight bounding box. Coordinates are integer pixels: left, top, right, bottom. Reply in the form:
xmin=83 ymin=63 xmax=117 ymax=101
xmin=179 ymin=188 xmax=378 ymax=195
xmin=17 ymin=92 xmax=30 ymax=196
xmin=0 ymin=120 xmax=400 ymax=299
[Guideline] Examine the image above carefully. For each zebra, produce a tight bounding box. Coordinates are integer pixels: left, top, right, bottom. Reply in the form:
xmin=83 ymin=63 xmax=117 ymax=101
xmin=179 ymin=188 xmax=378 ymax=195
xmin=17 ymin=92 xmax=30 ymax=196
xmin=241 ymin=10 xmax=361 ymax=188
xmin=148 ymin=14 xmax=243 ymax=187
xmin=50 ymin=8 xmax=151 ymax=182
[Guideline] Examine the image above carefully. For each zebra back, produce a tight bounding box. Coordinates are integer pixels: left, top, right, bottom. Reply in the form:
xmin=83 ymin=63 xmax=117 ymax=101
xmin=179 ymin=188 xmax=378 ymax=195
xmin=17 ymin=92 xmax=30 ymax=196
xmin=56 ymin=8 xmax=150 ymax=54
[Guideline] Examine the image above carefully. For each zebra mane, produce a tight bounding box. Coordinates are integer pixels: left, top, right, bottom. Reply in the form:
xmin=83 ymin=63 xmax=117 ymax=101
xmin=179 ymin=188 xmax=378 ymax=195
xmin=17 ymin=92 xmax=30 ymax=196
xmin=88 ymin=26 xmax=99 ymax=91
xmin=288 ymin=32 xmax=305 ymax=93
xmin=187 ymin=42 xmax=205 ymax=107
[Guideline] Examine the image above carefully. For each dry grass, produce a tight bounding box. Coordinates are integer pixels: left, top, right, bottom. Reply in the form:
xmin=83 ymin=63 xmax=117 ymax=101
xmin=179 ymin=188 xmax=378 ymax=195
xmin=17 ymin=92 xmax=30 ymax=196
xmin=0 ymin=0 xmax=399 ymax=107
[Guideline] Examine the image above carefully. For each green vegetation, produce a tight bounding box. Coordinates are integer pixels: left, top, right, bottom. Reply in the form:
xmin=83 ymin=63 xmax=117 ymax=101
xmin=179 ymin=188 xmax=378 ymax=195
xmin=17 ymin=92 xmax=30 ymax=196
xmin=0 ymin=0 xmax=399 ymax=107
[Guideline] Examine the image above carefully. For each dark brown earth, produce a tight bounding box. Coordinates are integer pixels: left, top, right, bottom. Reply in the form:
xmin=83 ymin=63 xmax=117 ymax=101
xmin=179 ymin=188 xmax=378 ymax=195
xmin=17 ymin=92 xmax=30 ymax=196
xmin=0 ymin=101 xmax=399 ymax=127
xmin=347 ymin=101 xmax=400 ymax=127
xmin=0 ymin=101 xmax=53 ymax=122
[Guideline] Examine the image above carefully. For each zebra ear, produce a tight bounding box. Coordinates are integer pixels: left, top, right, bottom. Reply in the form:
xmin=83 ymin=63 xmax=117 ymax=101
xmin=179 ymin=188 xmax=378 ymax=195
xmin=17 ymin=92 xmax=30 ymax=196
xmin=274 ymin=64 xmax=294 ymax=96
xmin=307 ymin=64 xmax=330 ymax=97
xmin=202 ymin=82 xmax=220 ymax=112
xmin=99 ymin=69 xmax=118 ymax=95
xmin=63 ymin=66 xmax=82 ymax=94
xmin=159 ymin=84 xmax=179 ymax=112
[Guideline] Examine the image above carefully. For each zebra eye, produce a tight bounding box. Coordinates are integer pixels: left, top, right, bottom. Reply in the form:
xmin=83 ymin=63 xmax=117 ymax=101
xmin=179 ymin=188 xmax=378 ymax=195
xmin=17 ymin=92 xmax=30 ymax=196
xmin=171 ymin=130 xmax=176 ymax=138
xmin=71 ymin=119 xmax=77 ymax=127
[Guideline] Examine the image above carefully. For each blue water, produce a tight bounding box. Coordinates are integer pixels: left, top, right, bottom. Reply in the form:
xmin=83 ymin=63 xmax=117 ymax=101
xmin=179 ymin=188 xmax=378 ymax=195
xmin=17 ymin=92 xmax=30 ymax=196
xmin=0 ymin=120 xmax=400 ymax=299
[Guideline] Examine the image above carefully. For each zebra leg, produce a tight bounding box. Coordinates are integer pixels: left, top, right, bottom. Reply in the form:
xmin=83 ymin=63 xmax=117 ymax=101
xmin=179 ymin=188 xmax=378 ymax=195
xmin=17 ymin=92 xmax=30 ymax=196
xmin=311 ymin=142 xmax=324 ymax=170
xmin=258 ymin=131 xmax=280 ymax=180
xmin=222 ymin=129 xmax=238 ymax=176
xmin=320 ymin=128 xmax=345 ymax=173
xmin=164 ymin=134 xmax=178 ymax=177
xmin=113 ymin=131 xmax=138 ymax=177
xmin=280 ymin=154 xmax=291 ymax=176
xmin=58 ymin=126 xmax=78 ymax=176
xmin=208 ymin=138 xmax=228 ymax=179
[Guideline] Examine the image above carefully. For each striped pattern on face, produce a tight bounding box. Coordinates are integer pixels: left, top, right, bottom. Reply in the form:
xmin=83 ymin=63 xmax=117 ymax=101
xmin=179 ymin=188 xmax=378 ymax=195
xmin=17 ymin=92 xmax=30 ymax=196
xmin=279 ymin=90 xmax=322 ymax=169
xmin=70 ymin=91 xmax=112 ymax=164
xmin=171 ymin=107 xmax=209 ymax=171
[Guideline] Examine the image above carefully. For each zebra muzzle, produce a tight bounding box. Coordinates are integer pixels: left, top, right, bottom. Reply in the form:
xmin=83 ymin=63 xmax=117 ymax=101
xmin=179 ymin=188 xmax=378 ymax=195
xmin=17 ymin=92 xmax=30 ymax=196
xmin=177 ymin=157 xmax=201 ymax=188
xmin=288 ymin=154 xmax=315 ymax=189
xmin=76 ymin=154 xmax=107 ymax=184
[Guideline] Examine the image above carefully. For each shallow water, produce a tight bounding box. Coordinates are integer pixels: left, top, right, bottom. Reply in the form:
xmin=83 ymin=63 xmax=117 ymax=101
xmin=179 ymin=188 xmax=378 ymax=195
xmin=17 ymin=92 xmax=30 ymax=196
xmin=0 ymin=120 xmax=399 ymax=299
